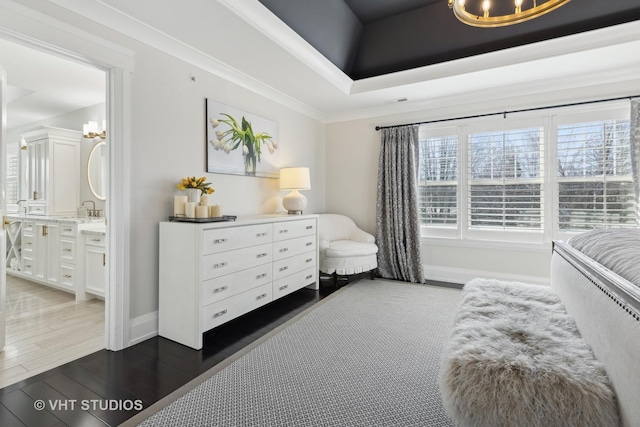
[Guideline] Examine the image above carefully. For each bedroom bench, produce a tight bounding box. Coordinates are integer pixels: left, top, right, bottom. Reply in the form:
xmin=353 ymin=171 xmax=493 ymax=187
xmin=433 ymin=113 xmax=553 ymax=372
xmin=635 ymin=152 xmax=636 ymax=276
xmin=439 ymin=278 xmax=620 ymax=427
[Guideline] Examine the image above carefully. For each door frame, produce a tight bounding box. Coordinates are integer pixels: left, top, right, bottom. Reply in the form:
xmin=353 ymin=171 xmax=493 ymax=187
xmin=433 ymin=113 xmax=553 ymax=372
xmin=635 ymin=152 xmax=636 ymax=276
xmin=0 ymin=6 xmax=134 ymax=350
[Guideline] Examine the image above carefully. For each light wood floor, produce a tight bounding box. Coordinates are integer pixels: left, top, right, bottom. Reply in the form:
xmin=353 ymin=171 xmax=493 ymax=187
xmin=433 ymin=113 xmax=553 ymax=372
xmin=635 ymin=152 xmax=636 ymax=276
xmin=0 ymin=274 xmax=104 ymax=388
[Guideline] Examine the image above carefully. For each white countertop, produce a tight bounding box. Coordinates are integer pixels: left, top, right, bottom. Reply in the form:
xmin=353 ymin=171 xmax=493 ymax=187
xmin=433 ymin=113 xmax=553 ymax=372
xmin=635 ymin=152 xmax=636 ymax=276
xmin=6 ymin=214 xmax=105 ymax=224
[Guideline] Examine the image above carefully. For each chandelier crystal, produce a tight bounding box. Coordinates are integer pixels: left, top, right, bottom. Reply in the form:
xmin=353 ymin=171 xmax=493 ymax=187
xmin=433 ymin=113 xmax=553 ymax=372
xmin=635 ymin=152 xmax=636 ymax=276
xmin=448 ymin=0 xmax=570 ymax=28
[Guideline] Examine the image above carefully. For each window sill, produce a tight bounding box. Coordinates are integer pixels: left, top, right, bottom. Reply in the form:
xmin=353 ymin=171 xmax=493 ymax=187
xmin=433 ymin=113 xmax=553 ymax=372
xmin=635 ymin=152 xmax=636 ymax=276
xmin=421 ymin=236 xmax=552 ymax=253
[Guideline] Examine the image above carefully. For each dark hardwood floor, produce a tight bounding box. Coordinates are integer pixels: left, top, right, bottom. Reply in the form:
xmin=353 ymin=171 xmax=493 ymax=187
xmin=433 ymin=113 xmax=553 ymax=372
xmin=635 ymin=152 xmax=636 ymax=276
xmin=0 ymin=282 xmax=339 ymax=426
xmin=0 ymin=275 xmax=459 ymax=426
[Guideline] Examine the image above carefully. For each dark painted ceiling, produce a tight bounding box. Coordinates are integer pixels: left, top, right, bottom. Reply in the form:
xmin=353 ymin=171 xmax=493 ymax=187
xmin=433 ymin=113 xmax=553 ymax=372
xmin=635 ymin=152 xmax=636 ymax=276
xmin=259 ymin=0 xmax=640 ymax=80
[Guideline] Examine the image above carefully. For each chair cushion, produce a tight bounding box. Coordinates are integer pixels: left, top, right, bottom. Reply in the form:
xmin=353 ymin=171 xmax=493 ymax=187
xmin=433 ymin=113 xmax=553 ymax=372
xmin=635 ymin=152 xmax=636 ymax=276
xmin=324 ymin=240 xmax=379 ymax=258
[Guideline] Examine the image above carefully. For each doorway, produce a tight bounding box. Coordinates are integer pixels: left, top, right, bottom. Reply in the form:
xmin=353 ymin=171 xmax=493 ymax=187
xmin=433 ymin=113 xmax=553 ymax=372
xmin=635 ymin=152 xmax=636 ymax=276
xmin=1 ymin=37 xmax=109 ymax=388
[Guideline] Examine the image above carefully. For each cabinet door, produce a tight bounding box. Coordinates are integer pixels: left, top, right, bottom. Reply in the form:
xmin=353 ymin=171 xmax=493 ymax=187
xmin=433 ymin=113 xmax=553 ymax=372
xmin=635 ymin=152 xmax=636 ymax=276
xmin=44 ymin=222 xmax=60 ymax=284
xmin=85 ymin=246 xmax=105 ymax=297
xmin=32 ymin=222 xmax=47 ymax=281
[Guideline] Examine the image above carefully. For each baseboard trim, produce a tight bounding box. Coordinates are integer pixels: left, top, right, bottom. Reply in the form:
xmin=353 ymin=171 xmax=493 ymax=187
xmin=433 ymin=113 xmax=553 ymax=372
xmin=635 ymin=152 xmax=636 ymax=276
xmin=424 ymin=265 xmax=550 ymax=287
xmin=129 ymin=311 xmax=158 ymax=346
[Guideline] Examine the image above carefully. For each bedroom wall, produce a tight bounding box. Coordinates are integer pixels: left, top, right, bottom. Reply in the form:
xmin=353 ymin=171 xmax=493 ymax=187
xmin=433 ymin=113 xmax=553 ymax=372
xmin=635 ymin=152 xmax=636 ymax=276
xmin=0 ymin=2 xmax=326 ymax=340
xmin=325 ymin=81 xmax=639 ymax=285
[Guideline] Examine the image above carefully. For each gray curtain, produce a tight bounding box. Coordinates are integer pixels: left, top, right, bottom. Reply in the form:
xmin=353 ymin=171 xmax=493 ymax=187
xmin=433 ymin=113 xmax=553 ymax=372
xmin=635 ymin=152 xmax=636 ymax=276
xmin=631 ymin=99 xmax=640 ymax=227
xmin=376 ymin=125 xmax=424 ymax=283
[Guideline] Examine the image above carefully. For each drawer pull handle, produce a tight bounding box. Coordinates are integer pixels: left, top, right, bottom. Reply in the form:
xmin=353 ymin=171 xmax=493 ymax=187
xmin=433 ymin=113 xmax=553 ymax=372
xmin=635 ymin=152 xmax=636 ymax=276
xmin=279 ymin=285 xmax=288 ymax=291
xmin=256 ymin=273 xmax=267 ymax=279
xmin=279 ymin=248 xmax=288 ymax=253
xmin=256 ymin=293 xmax=268 ymax=300
xmin=63 ymin=274 xmax=72 ymax=278
xmin=213 ymin=309 xmax=227 ymax=318
xmin=91 ymin=238 xmax=102 ymax=242
xmin=214 ymin=238 xmax=228 ymax=244
xmin=256 ymin=232 xmax=267 ymax=237
xmin=213 ymin=262 xmax=228 ymax=269
xmin=306 ymin=274 xmax=313 ymax=280
xmin=256 ymin=253 xmax=268 ymax=258
xmin=25 ymin=264 xmax=32 ymax=268
xmin=63 ymin=248 xmax=72 ymax=252
xmin=305 ymin=242 xmax=313 ymax=246
xmin=306 ymin=258 xmax=313 ymax=263
xmin=279 ymin=266 xmax=288 ymax=272
xmin=213 ymin=286 xmax=228 ymax=293
xmin=306 ymin=225 xmax=313 ymax=230
xmin=279 ymin=229 xmax=288 ymax=234
xmin=25 ymin=242 xmax=32 ymax=245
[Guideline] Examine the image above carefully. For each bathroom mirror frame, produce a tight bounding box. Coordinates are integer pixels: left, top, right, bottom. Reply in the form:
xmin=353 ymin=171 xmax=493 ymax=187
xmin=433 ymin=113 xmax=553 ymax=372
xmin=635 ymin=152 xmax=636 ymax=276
xmin=87 ymin=140 xmax=107 ymax=201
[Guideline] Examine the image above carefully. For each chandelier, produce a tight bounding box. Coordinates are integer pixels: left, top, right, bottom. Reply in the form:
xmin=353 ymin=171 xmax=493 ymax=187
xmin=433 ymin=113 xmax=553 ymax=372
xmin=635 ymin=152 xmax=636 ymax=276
xmin=448 ymin=0 xmax=570 ymax=28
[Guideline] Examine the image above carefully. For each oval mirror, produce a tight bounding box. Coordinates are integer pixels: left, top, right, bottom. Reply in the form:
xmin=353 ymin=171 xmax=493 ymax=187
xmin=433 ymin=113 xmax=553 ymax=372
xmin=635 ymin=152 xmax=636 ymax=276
xmin=87 ymin=141 xmax=107 ymax=201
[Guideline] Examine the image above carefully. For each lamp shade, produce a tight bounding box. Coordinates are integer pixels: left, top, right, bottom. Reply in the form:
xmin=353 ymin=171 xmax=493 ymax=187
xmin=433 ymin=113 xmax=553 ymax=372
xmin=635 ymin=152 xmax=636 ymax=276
xmin=279 ymin=167 xmax=311 ymax=190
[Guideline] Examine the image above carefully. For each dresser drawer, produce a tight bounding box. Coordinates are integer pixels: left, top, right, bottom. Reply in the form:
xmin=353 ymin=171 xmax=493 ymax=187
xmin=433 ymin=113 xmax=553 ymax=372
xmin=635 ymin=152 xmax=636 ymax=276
xmin=60 ymin=223 xmax=76 ymax=237
xmin=273 ymin=251 xmax=316 ymax=280
xmin=273 ymin=235 xmax=316 ymax=261
xmin=202 ymin=263 xmax=272 ymax=306
xmin=202 ymin=283 xmax=272 ymax=332
xmin=272 ymin=267 xmax=316 ymax=299
xmin=22 ymin=256 xmax=34 ymax=275
xmin=60 ymin=238 xmax=76 ymax=263
xmin=59 ymin=263 xmax=75 ymax=289
xmin=203 ymin=224 xmax=272 ymax=255
xmin=22 ymin=221 xmax=35 ymax=234
xmin=85 ymin=234 xmax=106 ymax=247
xmin=22 ymin=234 xmax=34 ymax=254
xmin=202 ymin=243 xmax=272 ymax=280
xmin=273 ymin=219 xmax=316 ymax=242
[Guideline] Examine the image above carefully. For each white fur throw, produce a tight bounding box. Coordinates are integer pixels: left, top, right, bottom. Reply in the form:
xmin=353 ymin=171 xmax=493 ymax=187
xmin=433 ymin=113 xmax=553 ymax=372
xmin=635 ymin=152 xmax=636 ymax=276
xmin=440 ymin=278 xmax=620 ymax=427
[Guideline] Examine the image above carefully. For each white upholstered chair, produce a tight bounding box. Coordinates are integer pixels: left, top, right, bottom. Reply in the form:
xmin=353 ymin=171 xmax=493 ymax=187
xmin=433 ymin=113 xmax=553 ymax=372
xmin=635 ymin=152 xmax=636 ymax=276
xmin=318 ymin=214 xmax=378 ymax=284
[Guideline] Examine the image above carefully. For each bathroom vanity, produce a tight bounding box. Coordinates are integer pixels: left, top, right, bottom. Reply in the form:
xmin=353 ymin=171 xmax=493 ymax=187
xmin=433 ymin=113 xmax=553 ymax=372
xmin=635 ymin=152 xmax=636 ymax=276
xmin=5 ymin=215 xmax=105 ymax=300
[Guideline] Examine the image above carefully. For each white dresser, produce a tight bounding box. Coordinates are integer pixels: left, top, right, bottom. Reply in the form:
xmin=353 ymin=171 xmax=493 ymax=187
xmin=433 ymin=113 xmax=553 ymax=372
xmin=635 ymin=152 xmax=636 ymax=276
xmin=159 ymin=215 xmax=319 ymax=349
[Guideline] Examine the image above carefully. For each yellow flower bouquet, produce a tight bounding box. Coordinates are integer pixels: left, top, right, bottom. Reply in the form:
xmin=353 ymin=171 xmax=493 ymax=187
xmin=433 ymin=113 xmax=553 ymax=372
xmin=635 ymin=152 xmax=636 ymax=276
xmin=177 ymin=176 xmax=215 ymax=195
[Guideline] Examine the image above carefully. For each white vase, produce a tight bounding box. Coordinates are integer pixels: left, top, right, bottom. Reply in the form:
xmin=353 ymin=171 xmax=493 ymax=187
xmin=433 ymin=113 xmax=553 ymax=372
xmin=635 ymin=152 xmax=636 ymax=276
xmin=185 ymin=188 xmax=200 ymax=204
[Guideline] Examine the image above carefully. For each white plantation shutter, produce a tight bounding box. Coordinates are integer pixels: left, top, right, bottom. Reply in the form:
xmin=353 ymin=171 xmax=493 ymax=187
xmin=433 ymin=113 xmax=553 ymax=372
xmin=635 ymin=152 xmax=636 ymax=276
xmin=418 ymin=135 xmax=458 ymax=226
xmin=468 ymin=128 xmax=544 ymax=230
xmin=557 ymin=119 xmax=635 ymax=231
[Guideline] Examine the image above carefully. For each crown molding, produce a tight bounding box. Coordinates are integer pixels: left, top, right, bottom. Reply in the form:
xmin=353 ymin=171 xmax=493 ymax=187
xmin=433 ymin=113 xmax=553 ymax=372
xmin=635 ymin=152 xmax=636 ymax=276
xmin=47 ymin=0 xmax=327 ymax=122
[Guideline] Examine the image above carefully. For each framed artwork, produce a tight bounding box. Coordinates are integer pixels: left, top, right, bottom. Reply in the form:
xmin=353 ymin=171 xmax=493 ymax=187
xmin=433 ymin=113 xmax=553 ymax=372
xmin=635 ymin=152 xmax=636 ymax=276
xmin=206 ymin=98 xmax=280 ymax=178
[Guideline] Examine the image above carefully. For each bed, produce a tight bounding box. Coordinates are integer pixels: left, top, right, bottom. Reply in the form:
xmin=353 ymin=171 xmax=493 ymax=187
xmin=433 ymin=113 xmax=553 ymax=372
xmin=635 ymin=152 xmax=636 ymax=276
xmin=551 ymin=229 xmax=640 ymax=427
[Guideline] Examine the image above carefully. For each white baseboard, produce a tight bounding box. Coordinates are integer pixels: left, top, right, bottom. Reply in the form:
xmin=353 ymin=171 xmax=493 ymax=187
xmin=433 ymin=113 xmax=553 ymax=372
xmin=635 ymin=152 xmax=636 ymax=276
xmin=424 ymin=265 xmax=550 ymax=287
xmin=129 ymin=311 xmax=158 ymax=346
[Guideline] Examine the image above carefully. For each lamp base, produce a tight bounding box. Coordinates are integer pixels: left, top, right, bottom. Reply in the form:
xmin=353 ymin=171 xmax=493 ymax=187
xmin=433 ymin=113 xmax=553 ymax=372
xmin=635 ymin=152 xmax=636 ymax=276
xmin=283 ymin=189 xmax=307 ymax=215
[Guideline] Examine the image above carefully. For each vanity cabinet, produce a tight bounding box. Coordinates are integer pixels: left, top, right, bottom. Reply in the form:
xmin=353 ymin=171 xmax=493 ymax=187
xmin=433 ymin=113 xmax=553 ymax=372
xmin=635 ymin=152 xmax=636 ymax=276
xmin=10 ymin=216 xmax=102 ymax=298
xmin=159 ymin=215 xmax=319 ymax=350
xmin=84 ymin=233 xmax=106 ymax=298
xmin=21 ymin=126 xmax=81 ymax=216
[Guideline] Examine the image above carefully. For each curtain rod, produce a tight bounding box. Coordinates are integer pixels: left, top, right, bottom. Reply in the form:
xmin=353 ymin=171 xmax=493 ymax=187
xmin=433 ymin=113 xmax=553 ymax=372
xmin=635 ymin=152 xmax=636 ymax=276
xmin=374 ymin=95 xmax=640 ymax=131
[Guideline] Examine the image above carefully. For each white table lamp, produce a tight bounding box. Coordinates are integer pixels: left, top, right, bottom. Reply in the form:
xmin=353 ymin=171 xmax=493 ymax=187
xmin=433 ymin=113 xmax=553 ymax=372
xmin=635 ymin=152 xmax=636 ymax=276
xmin=280 ymin=167 xmax=311 ymax=215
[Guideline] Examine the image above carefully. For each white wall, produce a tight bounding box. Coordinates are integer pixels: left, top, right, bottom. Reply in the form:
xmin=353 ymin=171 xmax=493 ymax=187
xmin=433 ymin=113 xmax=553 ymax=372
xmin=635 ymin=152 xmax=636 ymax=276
xmin=0 ymin=3 xmax=326 ymax=332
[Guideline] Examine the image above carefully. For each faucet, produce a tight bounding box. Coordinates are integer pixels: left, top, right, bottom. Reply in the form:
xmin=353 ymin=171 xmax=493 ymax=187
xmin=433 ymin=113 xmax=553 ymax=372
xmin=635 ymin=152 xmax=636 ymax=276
xmin=82 ymin=200 xmax=96 ymax=217
xmin=17 ymin=200 xmax=27 ymax=215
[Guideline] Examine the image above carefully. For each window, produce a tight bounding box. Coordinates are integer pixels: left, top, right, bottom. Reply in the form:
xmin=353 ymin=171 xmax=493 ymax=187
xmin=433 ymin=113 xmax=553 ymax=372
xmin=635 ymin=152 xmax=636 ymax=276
xmin=418 ymin=134 xmax=458 ymax=226
xmin=469 ymin=128 xmax=543 ymax=230
xmin=418 ymin=104 xmax=634 ymax=242
xmin=557 ymin=119 xmax=634 ymax=231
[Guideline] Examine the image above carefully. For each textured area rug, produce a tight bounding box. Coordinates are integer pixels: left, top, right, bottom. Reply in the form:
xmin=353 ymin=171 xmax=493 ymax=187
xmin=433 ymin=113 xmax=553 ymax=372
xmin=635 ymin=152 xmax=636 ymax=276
xmin=130 ymin=280 xmax=461 ymax=426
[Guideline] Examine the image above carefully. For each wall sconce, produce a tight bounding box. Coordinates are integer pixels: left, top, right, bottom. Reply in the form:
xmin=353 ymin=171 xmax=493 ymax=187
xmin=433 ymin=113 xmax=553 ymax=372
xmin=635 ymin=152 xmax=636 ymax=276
xmin=280 ymin=167 xmax=311 ymax=215
xmin=20 ymin=137 xmax=27 ymax=150
xmin=83 ymin=120 xmax=106 ymax=140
